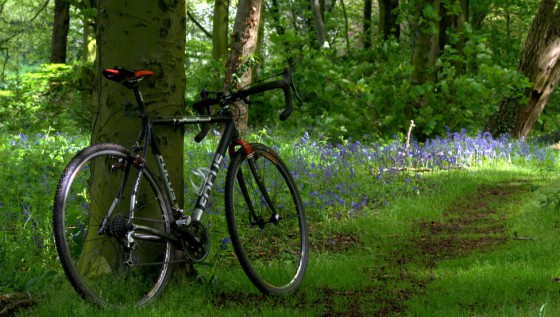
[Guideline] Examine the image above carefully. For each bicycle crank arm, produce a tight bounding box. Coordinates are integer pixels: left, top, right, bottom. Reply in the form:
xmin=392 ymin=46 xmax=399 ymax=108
xmin=173 ymin=220 xmax=209 ymax=262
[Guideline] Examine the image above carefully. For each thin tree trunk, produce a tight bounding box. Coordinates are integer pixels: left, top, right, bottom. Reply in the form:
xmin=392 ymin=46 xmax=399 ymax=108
xmin=270 ymin=0 xmax=285 ymax=36
xmin=341 ymin=0 xmax=350 ymax=51
xmin=310 ymin=0 xmax=327 ymax=47
xmin=255 ymin=0 xmax=265 ymax=75
xmin=50 ymin=0 xmax=70 ymax=63
xmin=379 ymin=0 xmax=400 ymax=41
xmin=411 ymin=0 xmax=440 ymax=84
xmin=439 ymin=0 xmax=467 ymax=73
xmin=471 ymin=0 xmax=488 ymax=30
xmin=212 ymin=0 xmax=229 ymax=60
xmin=79 ymin=0 xmax=96 ymax=63
xmin=363 ymin=0 xmax=372 ymax=49
xmin=224 ymin=0 xmax=262 ymax=131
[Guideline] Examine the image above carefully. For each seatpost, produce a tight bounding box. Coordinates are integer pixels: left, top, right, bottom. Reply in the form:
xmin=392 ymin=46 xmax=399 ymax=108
xmin=130 ymin=85 xmax=148 ymax=117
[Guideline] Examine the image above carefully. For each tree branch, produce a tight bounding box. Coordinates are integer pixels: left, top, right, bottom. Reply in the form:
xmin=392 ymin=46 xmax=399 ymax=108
xmin=187 ymin=11 xmax=212 ymax=39
xmin=0 ymin=0 xmax=50 ymax=46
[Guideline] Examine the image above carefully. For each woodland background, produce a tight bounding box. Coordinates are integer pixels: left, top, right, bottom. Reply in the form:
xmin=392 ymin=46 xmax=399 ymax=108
xmin=1 ymin=0 xmax=559 ymax=143
xmin=3 ymin=2 xmax=560 ymax=315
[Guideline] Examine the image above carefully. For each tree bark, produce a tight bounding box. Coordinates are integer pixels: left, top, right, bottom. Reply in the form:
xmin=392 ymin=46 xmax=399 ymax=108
xmin=363 ymin=0 xmax=372 ymax=49
xmin=212 ymin=0 xmax=229 ymax=60
xmin=411 ymin=0 xmax=440 ymax=84
xmin=379 ymin=0 xmax=400 ymax=41
xmin=340 ymin=0 xmax=350 ymax=51
xmin=91 ymin=0 xmax=187 ymax=267
xmin=50 ymin=0 xmax=70 ymax=63
xmin=223 ymin=0 xmax=262 ymax=131
xmin=485 ymin=0 xmax=560 ymax=138
xmin=439 ymin=0 xmax=468 ymax=73
xmin=255 ymin=0 xmax=265 ymax=75
xmin=270 ymin=0 xmax=285 ymax=36
xmin=470 ymin=0 xmax=489 ymax=30
xmin=310 ymin=0 xmax=327 ymax=47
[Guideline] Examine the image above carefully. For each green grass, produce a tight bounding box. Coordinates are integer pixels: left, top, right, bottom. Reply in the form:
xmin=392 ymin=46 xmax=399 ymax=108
xmin=3 ymin=130 xmax=560 ymax=316
xmin=14 ymin=165 xmax=560 ymax=316
xmin=405 ymin=172 xmax=560 ymax=317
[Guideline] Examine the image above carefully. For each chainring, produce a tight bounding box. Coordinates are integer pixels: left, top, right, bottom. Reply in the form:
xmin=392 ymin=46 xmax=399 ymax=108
xmin=182 ymin=221 xmax=210 ymax=262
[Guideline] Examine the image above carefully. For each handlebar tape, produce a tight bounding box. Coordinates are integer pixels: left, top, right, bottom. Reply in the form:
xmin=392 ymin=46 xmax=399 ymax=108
xmin=194 ymin=90 xmax=212 ymax=143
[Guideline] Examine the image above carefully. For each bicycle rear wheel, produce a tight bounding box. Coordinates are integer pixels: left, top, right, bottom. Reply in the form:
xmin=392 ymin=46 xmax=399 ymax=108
xmin=225 ymin=143 xmax=308 ymax=295
xmin=53 ymin=143 xmax=174 ymax=307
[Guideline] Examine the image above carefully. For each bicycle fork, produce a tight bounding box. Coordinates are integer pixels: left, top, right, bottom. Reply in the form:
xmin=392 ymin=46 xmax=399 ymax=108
xmin=228 ymin=141 xmax=281 ymax=229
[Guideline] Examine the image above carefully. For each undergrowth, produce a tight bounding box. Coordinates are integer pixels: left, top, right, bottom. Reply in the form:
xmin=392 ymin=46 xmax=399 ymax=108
xmin=0 ymin=125 xmax=559 ymax=317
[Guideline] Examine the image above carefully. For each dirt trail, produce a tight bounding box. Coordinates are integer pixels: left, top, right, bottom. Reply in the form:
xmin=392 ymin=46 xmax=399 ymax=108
xmin=310 ymin=182 xmax=530 ymax=316
xmin=214 ymin=182 xmax=530 ymax=316
xmin=358 ymin=182 xmax=530 ymax=316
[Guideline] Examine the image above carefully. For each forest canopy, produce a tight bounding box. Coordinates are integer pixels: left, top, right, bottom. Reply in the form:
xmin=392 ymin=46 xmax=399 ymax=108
xmin=1 ymin=0 xmax=560 ymax=142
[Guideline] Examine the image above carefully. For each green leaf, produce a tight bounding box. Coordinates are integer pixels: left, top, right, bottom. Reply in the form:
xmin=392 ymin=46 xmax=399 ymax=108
xmin=422 ymin=5 xmax=437 ymax=19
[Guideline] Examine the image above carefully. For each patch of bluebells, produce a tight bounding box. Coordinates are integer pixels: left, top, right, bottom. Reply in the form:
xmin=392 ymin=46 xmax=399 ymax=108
xmin=288 ymin=129 xmax=555 ymax=218
xmin=0 ymin=132 xmax=91 ymax=290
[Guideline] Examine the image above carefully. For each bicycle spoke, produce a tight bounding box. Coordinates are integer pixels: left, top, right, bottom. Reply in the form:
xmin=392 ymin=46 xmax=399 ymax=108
xmin=225 ymin=144 xmax=308 ymax=295
xmin=53 ymin=144 xmax=174 ymax=307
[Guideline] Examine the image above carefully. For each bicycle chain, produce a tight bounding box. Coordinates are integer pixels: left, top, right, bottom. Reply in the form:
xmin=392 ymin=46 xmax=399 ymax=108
xmin=123 ymin=216 xmax=193 ymax=267
xmin=130 ymin=257 xmax=191 ymax=266
xmin=129 ymin=216 xmax=167 ymax=224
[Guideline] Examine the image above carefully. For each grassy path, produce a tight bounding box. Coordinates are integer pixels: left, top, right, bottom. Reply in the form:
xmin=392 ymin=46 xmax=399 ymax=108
xmin=15 ymin=168 xmax=560 ymax=316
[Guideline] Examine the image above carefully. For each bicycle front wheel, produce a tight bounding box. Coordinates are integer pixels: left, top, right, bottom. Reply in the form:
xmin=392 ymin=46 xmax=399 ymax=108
xmin=225 ymin=143 xmax=308 ymax=295
xmin=53 ymin=143 xmax=174 ymax=307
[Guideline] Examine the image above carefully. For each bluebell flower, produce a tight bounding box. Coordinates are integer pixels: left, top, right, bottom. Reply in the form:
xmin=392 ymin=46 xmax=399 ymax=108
xmin=220 ymin=237 xmax=231 ymax=250
xmin=18 ymin=133 xmax=28 ymax=143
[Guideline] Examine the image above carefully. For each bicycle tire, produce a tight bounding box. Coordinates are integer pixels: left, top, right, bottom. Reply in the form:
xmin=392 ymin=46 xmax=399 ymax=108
xmin=53 ymin=143 xmax=174 ymax=307
xmin=225 ymin=143 xmax=308 ymax=295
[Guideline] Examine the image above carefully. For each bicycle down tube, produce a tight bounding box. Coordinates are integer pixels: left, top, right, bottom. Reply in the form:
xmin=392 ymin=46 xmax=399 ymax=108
xmin=151 ymin=113 xmax=236 ymax=222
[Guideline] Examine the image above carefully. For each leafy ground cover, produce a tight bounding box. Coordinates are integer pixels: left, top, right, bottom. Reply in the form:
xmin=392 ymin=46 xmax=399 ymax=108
xmin=1 ymin=129 xmax=560 ymax=316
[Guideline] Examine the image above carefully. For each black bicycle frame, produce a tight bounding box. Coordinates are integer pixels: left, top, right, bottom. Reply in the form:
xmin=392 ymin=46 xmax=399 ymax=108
xmin=127 ymin=85 xmax=245 ymax=224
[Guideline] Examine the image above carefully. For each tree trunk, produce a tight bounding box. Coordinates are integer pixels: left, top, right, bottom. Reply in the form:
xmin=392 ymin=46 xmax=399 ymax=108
xmin=223 ymin=0 xmax=262 ymax=132
xmin=310 ymin=0 xmax=327 ymax=48
xmin=255 ymin=0 xmax=265 ymax=75
xmin=77 ymin=0 xmax=96 ymax=63
xmin=91 ymin=0 xmax=187 ymax=269
xmin=270 ymin=0 xmax=285 ymax=36
xmin=212 ymin=0 xmax=229 ymax=60
xmin=363 ymin=0 xmax=372 ymax=49
xmin=379 ymin=0 xmax=400 ymax=41
xmin=50 ymin=0 xmax=70 ymax=63
xmin=411 ymin=0 xmax=440 ymax=84
xmin=470 ymin=0 xmax=488 ymax=30
xmin=439 ymin=0 xmax=468 ymax=73
xmin=485 ymin=0 xmax=560 ymax=138
xmin=340 ymin=0 xmax=350 ymax=51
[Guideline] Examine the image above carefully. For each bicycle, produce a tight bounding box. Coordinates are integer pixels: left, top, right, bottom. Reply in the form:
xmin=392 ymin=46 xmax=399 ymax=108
xmin=52 ymin=66 xmax=308 ymax=307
